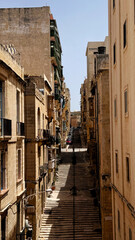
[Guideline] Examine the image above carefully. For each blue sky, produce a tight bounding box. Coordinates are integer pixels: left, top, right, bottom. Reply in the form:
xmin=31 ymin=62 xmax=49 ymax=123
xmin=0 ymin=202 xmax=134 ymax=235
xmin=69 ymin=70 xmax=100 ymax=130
xmin=0 ymin=0 xmax=108 ymax=111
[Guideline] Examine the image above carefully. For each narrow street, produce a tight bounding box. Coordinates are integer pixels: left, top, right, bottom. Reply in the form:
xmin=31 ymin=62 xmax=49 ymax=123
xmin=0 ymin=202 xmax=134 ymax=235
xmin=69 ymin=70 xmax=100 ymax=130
xmin=38 ymin=129 xmax=102 ymax=240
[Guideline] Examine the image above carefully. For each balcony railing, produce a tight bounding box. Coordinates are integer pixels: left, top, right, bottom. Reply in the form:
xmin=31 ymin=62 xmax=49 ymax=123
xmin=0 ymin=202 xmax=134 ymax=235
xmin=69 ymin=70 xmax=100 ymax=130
xmin=40 ymin=163 xmax=48 ymax=177
xmin=0 ymin=118 xmax=12 ymax=137
xmin=17 ymin=122 xmax=25 ymax=136
xmin=38 ymin=129 xmax=50 ymax=140
xmin=16 ymin=228 xmax=25 ymax=240
xmin=90 ymin=129 xmax=96 ymax=140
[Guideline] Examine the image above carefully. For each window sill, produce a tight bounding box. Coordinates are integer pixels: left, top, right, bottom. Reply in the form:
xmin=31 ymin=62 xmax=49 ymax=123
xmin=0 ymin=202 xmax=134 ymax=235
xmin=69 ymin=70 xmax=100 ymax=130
xmin=113 ymin=7 xmax=116 ymax=15
xmin=123 ymin=45 xmax=128 ymax=53
xmin=113 ymin=61 xmax=117 ymax=68
xmin=0 ymin=189 xmax=9 ymax=199
xmin=125 ymin=112 xmax=129 ymax=118
xmin=17 ymin=178 xmax=23 ymax=185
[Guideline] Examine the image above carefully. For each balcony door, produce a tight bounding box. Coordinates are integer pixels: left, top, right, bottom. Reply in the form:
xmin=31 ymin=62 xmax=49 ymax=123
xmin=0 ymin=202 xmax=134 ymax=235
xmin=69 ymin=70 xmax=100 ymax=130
xmin=37 ymin=108 xmax=40 ymax=138
xmin=0 ymin=81 xmax=3 ymax=136
xmin=1 ymin=215 xmax=6 ymax=240
xmin=16 ymin=90 xmax=20 ymax=135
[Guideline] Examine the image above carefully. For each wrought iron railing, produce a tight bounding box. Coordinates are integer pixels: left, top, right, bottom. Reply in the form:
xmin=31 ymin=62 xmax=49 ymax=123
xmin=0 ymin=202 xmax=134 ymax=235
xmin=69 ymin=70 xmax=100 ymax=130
xmin=38 ymin=129 xmax=50 ymax=139
xmin=17 ymin=122 xmax=25 ymax=136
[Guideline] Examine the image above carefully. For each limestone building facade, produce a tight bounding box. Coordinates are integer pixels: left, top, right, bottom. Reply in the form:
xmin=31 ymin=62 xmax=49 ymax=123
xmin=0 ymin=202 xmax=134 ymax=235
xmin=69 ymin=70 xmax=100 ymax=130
xmin=90 ymin=44 xmax=112 ymax=239
xmin=70 ymin=111 xmax=81 ymax=128
xmin=0 ymin=45 xmax=25 ymax=240
xmin=24 ymin=76 xmax=54 ymax=240
xmin=0 ymin=6 xmax=67 ymax=239
xmin=109 ymin=0 xmax=135 ymax=239
xmin=80 ymin=37 xmax=113 ymax=239
xmin=61 ymin=82 xmax=71 ymax=147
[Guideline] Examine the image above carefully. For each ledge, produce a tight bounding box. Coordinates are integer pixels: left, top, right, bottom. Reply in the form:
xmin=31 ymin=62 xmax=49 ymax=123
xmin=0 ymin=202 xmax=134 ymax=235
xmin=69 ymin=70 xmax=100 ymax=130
xmin=0 ymin=189 xmax=9 ymax=199
xmin=16 ymin=178 xmax=23 ymax=185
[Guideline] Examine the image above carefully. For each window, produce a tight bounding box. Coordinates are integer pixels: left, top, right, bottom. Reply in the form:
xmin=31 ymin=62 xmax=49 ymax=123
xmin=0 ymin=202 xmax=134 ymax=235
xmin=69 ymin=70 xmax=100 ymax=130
xmin=37 ymin=108 xmax=40 ymax=130
xmin=115 ymin=152 xmax=118 ymax=173
xmin=124 ymin=89 xmax=128 ymax=114
xmin=0 ymin=81 xmax=3 ymax=119
xmin=129 ymin=228 xmax=132 ymax=240
xmin=114 ymin=98 xmax=117 ymax=118
xmin=18 ymin=150 xmax=21 ymax=179
xmin=134 ymin=0 xmax=135 ymax=24
xmin=1 ymin=216 xmax=6 ymax=240
xmin=94 ymin=58 xmax=97 ymax=77
xmin=118 ymin=210 xmax=120 ymax=231
xmin=17 ymin=90 xmax=20 ymax=135
xmin=113 ymin=0 xmax=115 ymax=9
xmin=113 ymin=43 xmax=116 ymax=64
xmin=89 ymin=97 xmax=94 ymax=117
xmin=126 ymin=156 xmax=130 ymax=182
xmin=123 ymin=20 xmax=127 ymax=48
xmin=1 ymin=152 xmax=6 ymax=190
xmin=43 ymin=114 xmax=44 ymax=129
xmin=17 ymin=90 xmax=20 ymax=123
xmin=0 ymin=81 xmax=3 ymax=136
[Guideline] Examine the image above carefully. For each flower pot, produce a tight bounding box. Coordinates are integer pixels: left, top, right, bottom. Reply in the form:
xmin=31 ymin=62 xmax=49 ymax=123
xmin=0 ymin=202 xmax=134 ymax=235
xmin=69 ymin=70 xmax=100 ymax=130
xmin=51 ymin=186 xmax=55 ymax=190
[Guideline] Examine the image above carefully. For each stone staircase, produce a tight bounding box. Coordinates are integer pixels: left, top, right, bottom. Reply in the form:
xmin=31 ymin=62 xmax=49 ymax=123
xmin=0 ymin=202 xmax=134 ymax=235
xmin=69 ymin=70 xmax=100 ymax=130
xmin=38 ymin=149 xmax=102 ymax=240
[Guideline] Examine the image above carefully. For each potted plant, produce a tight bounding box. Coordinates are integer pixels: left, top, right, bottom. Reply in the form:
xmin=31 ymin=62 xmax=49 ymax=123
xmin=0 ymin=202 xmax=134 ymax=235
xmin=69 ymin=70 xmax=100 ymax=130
xmin=51 ymin=181 xmax=55 ymax=190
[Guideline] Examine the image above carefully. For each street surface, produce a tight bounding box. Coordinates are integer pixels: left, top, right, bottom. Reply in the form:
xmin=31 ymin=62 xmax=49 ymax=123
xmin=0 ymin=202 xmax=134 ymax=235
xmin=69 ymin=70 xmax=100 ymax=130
xmin=38 ymin=129 xmax=102 ymax=240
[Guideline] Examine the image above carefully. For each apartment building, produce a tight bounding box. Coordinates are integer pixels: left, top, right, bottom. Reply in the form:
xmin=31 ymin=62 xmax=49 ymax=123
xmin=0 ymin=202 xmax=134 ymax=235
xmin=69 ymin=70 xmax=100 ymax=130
xmin=80 ymin=37 xmax=113 ymax=238
xmin=70 ymin=111 xmax=81 ymax=128
xmin=0 ymin=6 xmax=66 ymax=239
xmin=24 ymin=75 xmax=54 ymax=240
xmin=61 ymin=82 xmax=71 ymax=147
xmin=109 ymin=0 xmax=135 ymax=239
xmin=50 ymin=13 xmax=64 ymax=150
xmin=90 ymin=42 xmax=112 ymax=239
xmin=0 ymin=6 xmax=65 ymax=150
xmin=85 ymin=38 xmax=108 ymax=161
xmin=85 ymin=40 xmax=106 ymax=144
xmin=80 ymin=80 xmax=87 ymax=130
xmin=0 ymin=45 xmax=25 ymax=240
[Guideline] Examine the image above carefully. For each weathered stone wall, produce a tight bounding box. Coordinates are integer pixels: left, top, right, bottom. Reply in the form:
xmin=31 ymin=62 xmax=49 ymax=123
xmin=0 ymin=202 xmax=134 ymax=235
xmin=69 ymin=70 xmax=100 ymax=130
xmin=0 ymin=7 xmax=51 ymax=81
xmin=98 ymin=70 xmax=112 ymax=239
xmin=0 ymin=49 xmax=25 ymax=239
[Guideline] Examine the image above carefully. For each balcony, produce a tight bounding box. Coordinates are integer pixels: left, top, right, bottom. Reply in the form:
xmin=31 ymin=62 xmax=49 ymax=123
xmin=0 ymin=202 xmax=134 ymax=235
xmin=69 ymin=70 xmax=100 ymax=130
xmin=38 ymin=129 xmax=50 ymax=140
xmin=90 ymin=129 xmax=96 ymax=141
xmin=0 ymin=118 xmax=12 ymax=139
xmin=51 ymin=46 xmax=61 ymax=68
xmin=48 ymin=95 xmax=54 ymax=123
xmin=40 ymin=163 xmax=48 ymax=177
xmin=37 ymin=129 xmax=56 ymax=146
xmin=17 ymin=122 xmax=25 ymax=136
xmin=48 ymin=159 xmax=55 ymax=169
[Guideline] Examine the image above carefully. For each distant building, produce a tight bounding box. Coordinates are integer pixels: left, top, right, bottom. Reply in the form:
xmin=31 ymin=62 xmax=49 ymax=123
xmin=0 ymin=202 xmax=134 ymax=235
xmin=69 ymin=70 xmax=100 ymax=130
xmin=90 ymin=39 xmax=113 ymax=239
xmin=61 ymin=82 xmax=71 ymax=147
xmin=85 ymin=39 xmax=108 ymax=143
xmin=80 ymin=79 xmax=87 ymax=141
xmin=80 ymin=37 xmax=113 ymax=239
xmin=70 ymin=111 xmax=81 ymax=128
xmin=0 ymin=45 xmax=25 ymax=240
xmin=109 ymin=0 xmax=135 ymax=238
